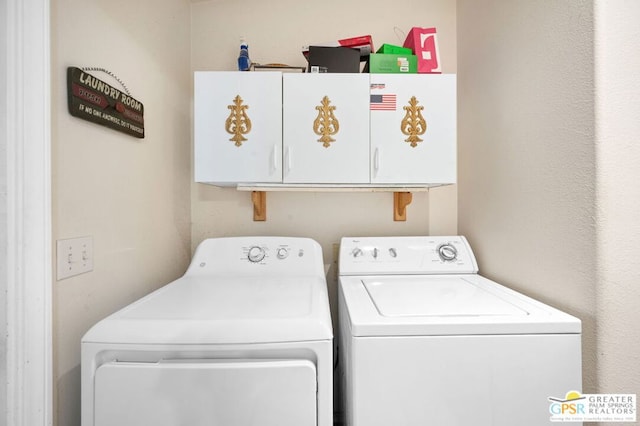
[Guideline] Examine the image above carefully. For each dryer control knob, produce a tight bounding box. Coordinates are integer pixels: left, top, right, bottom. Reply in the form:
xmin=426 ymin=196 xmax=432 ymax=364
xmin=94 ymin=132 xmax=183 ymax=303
xmin=438 ymin=243 xmax=458 ymax=262
xmin=248 ymin=246 xmax=266 ymax=263
xmin=352 ymin=248 xmax=364 ymax=258
xmin=276 ymin=247 xmax=289 ymax=259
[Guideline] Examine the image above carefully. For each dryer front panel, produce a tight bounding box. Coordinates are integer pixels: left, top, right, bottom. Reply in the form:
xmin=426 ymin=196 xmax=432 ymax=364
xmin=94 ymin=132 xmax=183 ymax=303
xmin=94 ymin=359 xmax=317 ymax=426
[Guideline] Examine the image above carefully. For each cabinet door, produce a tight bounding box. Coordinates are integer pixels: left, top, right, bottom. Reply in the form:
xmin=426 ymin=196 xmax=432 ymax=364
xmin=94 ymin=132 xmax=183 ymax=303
xmin=370 ymin=74 xmax=456 ymax=184
xmin=283 ymin=74 xmax=370 ymax=184
xmin=194 ymin=72 xmax=282 ymax=185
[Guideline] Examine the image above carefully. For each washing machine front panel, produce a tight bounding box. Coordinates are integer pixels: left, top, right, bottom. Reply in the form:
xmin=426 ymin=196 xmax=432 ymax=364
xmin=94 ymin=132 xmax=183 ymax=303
xmin=347 ymin=333 xmax=582 ymax=426
xmin=95 ymin=359 xmax=317 ymax=426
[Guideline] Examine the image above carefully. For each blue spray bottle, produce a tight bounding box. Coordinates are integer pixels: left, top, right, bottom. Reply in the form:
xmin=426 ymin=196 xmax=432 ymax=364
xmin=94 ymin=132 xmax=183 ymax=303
xmin=238 ymin=37 xmax=251 ymax=71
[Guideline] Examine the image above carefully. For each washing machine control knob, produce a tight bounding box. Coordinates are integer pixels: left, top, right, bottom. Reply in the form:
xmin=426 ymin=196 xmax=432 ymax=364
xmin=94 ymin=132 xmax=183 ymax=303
xmin=247 ymin=246 xmax=266 ymax=263
xmin=352 ymin=248 xmax=364 ymax=258
xmin=437 ymin=243 xmax=458 ymax=262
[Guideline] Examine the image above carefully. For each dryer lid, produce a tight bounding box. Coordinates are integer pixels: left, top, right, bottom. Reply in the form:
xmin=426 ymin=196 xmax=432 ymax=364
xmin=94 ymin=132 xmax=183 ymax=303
xmin=83 ymin=275 xmax=333 ymax=345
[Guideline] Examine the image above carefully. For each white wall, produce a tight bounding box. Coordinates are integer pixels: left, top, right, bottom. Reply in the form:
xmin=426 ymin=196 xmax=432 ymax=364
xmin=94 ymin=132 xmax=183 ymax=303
xmin=594 ymin=0 xmax=640 ymax=395
xmin=4 ymin=1 xmax=53 ymax=424
xmin=51 ymin=0 xmax=192 ymax=425
xmin=190 ymin=0 xmax=459 ymax=338
xmin=457 ymin=0 xmax=598 ymax=394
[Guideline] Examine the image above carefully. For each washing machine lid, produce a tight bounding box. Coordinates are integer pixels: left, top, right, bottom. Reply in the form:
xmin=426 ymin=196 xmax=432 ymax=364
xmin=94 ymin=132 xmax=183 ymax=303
xmin=340 ymin=274 xmax=581 ymax=336
xmin=83 ymin=275 xmax=333 ymax=345
xmin=363 ymin=276 xmax=527 ymax=317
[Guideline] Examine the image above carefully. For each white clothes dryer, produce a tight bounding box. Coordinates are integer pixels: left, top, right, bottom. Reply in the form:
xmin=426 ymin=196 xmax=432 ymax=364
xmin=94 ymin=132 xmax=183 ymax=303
xmin=338 ymin=236 xmax=581 ymax=426
xmin=82 ymin=237 xmax=332 ymax=426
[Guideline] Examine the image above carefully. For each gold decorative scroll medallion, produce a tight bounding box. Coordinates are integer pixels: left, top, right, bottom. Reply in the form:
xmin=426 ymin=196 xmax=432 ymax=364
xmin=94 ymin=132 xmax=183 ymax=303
xmin=225 ymin=95 xmax=252 ymax=147
xmin=401 ymin=96 xmax=427 ymax=147
xmin=313 ymin=96 xmax=339 ymax=148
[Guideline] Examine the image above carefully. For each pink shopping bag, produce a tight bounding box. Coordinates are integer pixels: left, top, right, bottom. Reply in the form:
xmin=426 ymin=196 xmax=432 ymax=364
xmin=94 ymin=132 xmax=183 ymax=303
xmin=403 ymin=27 xmax=441 ymax=73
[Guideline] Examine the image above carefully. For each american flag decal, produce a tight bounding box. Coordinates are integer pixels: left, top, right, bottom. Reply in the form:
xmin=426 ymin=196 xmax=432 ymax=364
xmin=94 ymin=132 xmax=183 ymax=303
xmin=370 ymin=94 xmax=396 ymax=111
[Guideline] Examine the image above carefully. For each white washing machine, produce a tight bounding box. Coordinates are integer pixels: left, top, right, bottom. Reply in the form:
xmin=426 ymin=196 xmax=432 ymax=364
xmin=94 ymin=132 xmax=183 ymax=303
xmin=82 ymin=237 xmax=332 ymax=426
xmin=338 ymin=236 xmax=582 ymax=426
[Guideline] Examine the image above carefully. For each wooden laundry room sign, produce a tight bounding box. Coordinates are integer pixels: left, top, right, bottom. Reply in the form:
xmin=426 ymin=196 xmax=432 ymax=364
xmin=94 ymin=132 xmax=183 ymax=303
xmin=67 ymin=66 xmax=145 ymax=138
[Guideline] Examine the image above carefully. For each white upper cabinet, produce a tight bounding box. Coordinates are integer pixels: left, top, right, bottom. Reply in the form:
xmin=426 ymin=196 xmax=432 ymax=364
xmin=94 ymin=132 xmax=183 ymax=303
xmin=282 ymin=74 xmax=370 ymax=184
xmin=194 ymin=71 xmax=283 ymax=185
xmin=370 ymin=74 xmax=456 ymax=184
xmin=193 ymin=72 xmax=456 ymax=187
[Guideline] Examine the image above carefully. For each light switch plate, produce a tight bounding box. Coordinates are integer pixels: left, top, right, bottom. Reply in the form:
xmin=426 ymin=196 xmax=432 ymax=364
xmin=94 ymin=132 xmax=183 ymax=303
xmin=56 ymin=236 xmax=93 ymax=280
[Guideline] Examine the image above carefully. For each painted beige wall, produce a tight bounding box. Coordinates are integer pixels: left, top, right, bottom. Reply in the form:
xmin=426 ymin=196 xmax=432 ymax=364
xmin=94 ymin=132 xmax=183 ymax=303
xmin=457 ymin=0 xmax=598 ymax=395
xmin=594 ymin=0 xmax=640 ymax=396
xmin=458 ymin=0 xmax=640 ymax=408
xmin=51 ymin=0 xmax=192 ymax=425
xmin=190 ymin=0 xmax=459 ymax=336
xmin=458 ymin=0 xmax=596 ymax=332
xmin=51 ymin=0 xmax=640 ymax=424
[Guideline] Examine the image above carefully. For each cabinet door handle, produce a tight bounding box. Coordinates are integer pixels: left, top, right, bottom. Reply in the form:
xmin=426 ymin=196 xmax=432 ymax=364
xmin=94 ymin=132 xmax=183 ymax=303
xmin=285 ymin=147 xmax=292 ymax=175
xmin=374 ymin=147 xmax=381 ymax=175
xmin=271 ymin=144 xmax=278 ymax=173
